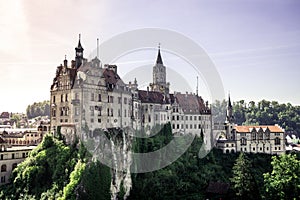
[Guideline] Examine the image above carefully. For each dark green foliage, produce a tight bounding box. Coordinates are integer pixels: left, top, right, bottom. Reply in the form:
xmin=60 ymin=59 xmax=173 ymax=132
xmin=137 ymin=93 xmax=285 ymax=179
xmin=0 ymin=135 xmax=111 ymax=200
xmin=129 ymin=124 xmax=275 ymax=200
xmin=77 ymin=161 xmax=111 ymax=200
xmin=230 ymin=153 xmax=259 ymax=199
xmin=264 ymin=154 xmax=300 ymax=199
xmin=213 ymin=99 xmax=300 ymax=134
xmin=26 ymin=100 xmax=50 ymax=119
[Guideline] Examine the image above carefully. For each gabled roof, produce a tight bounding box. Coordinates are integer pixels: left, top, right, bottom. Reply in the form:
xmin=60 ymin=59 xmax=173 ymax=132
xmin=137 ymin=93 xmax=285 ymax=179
xmin=235 ymin=125 xmax=284 ymax=133
xmin=138 ymin=90 xmax=169 ymax=104
xmin=173 ymin=93 xmax=210 ymax=114
xmin=0 ymin=112 xmax=10 ymax=119
xmin=103 ymin=68 xmax=124 ymax=85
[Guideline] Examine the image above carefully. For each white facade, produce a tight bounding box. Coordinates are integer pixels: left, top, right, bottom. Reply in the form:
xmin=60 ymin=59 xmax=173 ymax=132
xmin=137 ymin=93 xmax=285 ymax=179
xmin=50 ymin=38 xmax=212 ymax=143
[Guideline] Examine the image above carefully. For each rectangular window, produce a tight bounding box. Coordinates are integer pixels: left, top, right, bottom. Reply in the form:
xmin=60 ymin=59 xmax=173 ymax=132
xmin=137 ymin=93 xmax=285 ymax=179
xmin=177 ymin=124 xmax=179 ymax=129
xmin=98 ymin=106 xmax=102 ymax=116
xmin=118 ymin=97 xmax=122 ymax=104
xmin=110 ymin=96 xmax=114 ymax=103
xmin=177 ymin=116 xmax=179 ymax=121
xmin=53 ymin=96 xmax=56 ymax=103
xmin=107 ymin=108 xmax=110 ymax=116
xmin=75 ymin=93 xmax=79 ymax=100
xmin=190 ymin=116 xmax=192 ymax=121
xmin=98 ymin=94 xmax=101 ymax=102
xmin=186 ymin=116 xmax=188 ymax=120
xmin=194 ymin=116 xmax=197 ymax=120
xmin=60 ymin=107 xmax=64 ymax=116
xmin=124 ymin=98 xmax=127 ymax=104
xmin=111 ymin=108 xmax=114 ymax=117
xmin=172 ymin=124 xmax=175 ymax=129
xmin=90 ymin=106 xmax=94 ymax=116
xmin=91 ymin=93 xmax=94 ymax=101
xmin=91 ymin=118 xmax=94 ymax=123
xmin=61 ymin=94 xmax=64 ymax=102
xmin=124 ymin=109 xmax=127 ymax=117
xmin=75 ymin=107 xmax=80 ymax=116
xmin=65 ymin=94 xmax=68 ymax=102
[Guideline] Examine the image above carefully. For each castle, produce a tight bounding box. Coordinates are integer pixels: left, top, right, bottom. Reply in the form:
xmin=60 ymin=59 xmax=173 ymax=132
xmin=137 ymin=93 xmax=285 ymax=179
xmin=50 ymin=36 xmax=212 ymax=144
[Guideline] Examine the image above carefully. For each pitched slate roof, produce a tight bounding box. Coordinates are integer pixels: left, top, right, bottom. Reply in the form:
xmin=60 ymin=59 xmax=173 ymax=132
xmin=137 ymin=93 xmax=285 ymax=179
xmin=173 ymin=93 xmax=210 ymax=114
xmin=138 ymin=90 xmax=169 ymax=104
xmin=0 ymin=112 xmax=10 ymax=119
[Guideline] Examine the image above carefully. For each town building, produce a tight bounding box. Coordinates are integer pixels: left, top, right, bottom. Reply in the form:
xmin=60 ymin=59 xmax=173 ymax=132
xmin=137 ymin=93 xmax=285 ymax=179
xmin=216 ymin=96 xmax=286 ymax=154
xmin=0 ymin=138 xmax=36 ymax=185
xmin=50 ymin=36 xmax=212 ymax=144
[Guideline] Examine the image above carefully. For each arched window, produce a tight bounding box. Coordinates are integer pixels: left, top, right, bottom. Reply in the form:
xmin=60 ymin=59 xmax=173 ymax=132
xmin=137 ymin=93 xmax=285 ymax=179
xmin=1 ymin=164 xmax=7 ymax=172
xmin=275 ymin=137 xmax=281 ymax=145
xmin=12 ymin=163 xmax=17 ymax=170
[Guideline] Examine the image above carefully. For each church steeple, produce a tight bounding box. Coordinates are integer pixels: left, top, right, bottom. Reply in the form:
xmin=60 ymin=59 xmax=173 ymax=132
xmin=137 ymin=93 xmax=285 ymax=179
xmin=156 ymin=43 xmax=163 ymax=64
xmin=75 ymin=34 xmax=84 ymax=69
xmin=226 ymin=93 xmax=234 ymax=123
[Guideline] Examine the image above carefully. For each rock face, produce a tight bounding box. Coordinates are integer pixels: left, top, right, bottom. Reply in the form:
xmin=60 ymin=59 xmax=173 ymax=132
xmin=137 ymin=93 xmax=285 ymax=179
xmin=109 ymin=128 xmax=132 ymax=200
xmin=82 ymin=127 xmax=133 ymax=200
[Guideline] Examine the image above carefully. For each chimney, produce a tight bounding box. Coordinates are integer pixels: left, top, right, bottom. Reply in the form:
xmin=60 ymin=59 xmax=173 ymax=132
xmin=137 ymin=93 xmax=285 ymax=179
xmin=71 ymin=60 xmax=76 ymax=68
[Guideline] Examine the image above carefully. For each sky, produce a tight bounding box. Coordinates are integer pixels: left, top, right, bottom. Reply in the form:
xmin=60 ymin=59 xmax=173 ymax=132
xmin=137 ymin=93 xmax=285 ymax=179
xmin=0 ymin=0 xmax=300 ymax=113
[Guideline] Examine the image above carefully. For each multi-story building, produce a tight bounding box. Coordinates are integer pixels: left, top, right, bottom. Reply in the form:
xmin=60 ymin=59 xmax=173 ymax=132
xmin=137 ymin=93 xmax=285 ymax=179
xmin=0 ymin=137 xmax=36 ymax=185
xmin=50 ymin=36 xmax=212 ymax=144
xmin=216 ymin=96 xmax=285 ymax=154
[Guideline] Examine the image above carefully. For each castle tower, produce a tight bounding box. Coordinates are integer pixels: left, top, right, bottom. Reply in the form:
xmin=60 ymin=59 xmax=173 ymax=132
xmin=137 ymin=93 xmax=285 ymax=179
xmin=150 ymin=44 xmax=169 ymax=94
xmin=75 ymin=34 xmax=84 ymax=69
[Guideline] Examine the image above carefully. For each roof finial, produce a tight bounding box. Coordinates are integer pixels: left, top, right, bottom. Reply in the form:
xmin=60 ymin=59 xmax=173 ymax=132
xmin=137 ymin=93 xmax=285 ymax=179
xmin=79 ymin=33 xmax=81 ymax=40
xmin=65 ymin=55 xmax=67 ymax=60
xmin=97 ymin=38 xmax=99 ymax=58
xmin=196 ymin=76 xmax=199 ymax=96
xmin=156 ymin=43 xmax=163 ymax=64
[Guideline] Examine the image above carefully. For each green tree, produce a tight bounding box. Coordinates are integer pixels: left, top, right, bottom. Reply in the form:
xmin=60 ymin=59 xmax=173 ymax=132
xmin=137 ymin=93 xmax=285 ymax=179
xmin=230 ymin=153 xmax=258 ymax=199
xmin=264 ymin=154 xmax=300 ymax=199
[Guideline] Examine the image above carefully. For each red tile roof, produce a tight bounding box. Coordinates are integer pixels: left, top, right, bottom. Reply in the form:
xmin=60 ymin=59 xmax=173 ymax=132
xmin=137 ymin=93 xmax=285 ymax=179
xmin=235 ymin=125 xmax=284 ymax=133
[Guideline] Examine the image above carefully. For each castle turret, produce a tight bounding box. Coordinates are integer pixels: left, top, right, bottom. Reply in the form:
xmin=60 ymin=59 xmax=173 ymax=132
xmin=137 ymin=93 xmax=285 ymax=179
xmin=75 ymin=34 xmax=84 ymax=69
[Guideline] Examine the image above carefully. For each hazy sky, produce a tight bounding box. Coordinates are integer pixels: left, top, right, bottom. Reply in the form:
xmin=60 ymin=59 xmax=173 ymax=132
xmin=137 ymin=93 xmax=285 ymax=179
xmin=0 ymin=0 xmax=300 ymax=113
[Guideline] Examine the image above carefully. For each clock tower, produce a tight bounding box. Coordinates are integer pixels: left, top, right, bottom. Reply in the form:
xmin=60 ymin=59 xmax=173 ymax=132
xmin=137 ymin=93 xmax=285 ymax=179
xmin=75 ymin=34 xmax=84 ymax=69
xmin=150 ymin=44 xmax=169 ymax=94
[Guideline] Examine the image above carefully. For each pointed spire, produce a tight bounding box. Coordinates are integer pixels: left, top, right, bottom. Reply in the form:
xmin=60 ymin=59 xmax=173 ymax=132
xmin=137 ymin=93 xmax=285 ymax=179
xmin=228 ymin=92 xmax=232 ymax=108
xmin=156 ymin=43 xmax=163 ymax=64
xmin=97 ymin=38 xmax=99 ymax=58
xmin=76 ymin=34 xmax=83 ymax=50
